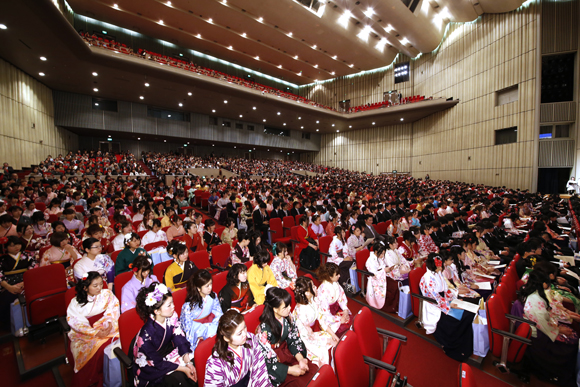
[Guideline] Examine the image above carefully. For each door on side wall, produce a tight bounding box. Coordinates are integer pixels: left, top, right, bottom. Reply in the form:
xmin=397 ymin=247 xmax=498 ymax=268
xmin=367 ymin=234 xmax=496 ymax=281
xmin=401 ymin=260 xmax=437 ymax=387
xmin=537 ymin=168 xmax=572 ymax=194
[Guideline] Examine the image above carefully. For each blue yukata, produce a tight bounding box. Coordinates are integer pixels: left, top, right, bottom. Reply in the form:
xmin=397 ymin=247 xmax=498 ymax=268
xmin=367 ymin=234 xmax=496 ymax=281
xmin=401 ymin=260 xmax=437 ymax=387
xmin=180 ymin=293 xmax=223 ymax=350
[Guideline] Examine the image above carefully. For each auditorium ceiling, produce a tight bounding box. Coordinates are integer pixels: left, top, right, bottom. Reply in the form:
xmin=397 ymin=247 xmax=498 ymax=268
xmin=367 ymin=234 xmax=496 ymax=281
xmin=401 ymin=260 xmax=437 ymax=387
xmin=66 ymin=0 xmax=526 ymax=85
xmin=0 ymin=0 xmax=523 ymax=135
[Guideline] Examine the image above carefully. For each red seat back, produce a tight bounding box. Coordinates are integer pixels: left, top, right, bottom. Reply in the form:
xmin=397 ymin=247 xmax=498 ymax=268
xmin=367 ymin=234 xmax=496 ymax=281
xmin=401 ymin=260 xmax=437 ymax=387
xmin=65 ymin=287 xmax=77 ymax=309
xmin=212 ymin=270 xmax=228 ymax=295
xmin=144 ymin=241 xmax=167 ymax=252
xmin=486 ymin=294 xmax=509 ymax=357
xmin=138 ymin=230 xmax=148 ymax=239
xmin=194 ymin=336 xmax=216 ymax=387
xmin=270 ymin=218 xmax=285 ymax=243
xmin=154 ymin=259 xmax=173 ymax=285
xmin=409 ymin=265 xmax=427 ymax=316
xmin=114 ymin=271 xmax=133 ymax=302
xmin=308 ymin=364 xmax=338 ymax=387
xmin=458 ymin=363 xmax=476 ymax=387
xmin=110 ymin=250 xmax=121 ymax=263
xmin=212 ymin=244 xmax=231 ymax=268
xmin=334 ymin=331 xmax=369 ymax=387
xmin=355 ymin=249 xmax=370 ymax=287
xmin=24 ymin=264 xmax=68 ymax=325
xmin=244 ymin=304 xmax=265 ymax=333
xmin=34 ymin=202 xmax=46 ymax=212
xmin=375 ymin=222 xmax=387 ymax=235
xmin=283 ymin=216 xmax=295 ymax=237
xmin=318 ymin=235 xmax=332 ymax=256
xmin=119 ymin=308 xmax=144 ymax=355
xmin=352 ymin=307 xmax=382 ymax=360
xmin=190 ymin=250 xmax=212 ymax=271
xmin=173 ymin=288 xmax=187 ymax=317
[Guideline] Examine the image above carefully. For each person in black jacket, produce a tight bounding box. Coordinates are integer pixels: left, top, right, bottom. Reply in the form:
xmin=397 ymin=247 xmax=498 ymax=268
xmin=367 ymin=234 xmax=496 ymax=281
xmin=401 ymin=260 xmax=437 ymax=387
xmin=226 ymin=194 xmax=239 ymax=223
xmin=253 ymin=202 xmax=270 ymax=242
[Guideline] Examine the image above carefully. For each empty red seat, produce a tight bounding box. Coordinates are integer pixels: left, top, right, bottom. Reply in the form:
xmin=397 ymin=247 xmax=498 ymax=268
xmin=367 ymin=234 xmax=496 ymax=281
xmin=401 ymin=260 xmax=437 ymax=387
xmin=308 ymin=364 xmax=338 ymax=387
xmin=23 ymin=264 xmax=68 ymax=327
xmin=211 ymin=243 xmax=231 ymax=269
xmin=194 ymin=336 xmax=216 ymax=386
xmin=458 ymin=363 xmax=476 ymax=387
xmin=244 ymin=304 xmax=265 ymax=333
xmin=153 ymin=259 xmax=173 ymax=285
xmin=114 ymin=271 xmax=133 ymax=302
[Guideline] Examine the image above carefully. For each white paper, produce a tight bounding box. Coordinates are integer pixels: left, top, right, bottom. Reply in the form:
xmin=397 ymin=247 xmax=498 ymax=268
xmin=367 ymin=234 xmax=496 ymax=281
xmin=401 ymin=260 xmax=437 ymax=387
xmin=564 ymin=268 xmax=580 ymax=281
xmin=559 ymin=256 xmax=576 ymax=266
xmin=493 ymin=264 xmax=506 ymax=269
xmin=474 ymin=272 xmax=495 ymax=279
xmin=473 ymin=282 xmax=492 ymax=290
xmin=451 ymin=299 xmax=480 ymax=314
xmin=488 ymin=260 xmax=501 ymax=265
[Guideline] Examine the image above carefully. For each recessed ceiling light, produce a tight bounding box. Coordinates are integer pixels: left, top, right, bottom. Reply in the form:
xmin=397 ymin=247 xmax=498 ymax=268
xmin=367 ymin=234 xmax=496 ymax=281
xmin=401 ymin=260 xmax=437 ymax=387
xmin=364 ymin=7 xmax=375 ymax=18
xmin=283 ymin=123 xmax=286 ymax=126
xmin=258 ymin=17 xmax=263 ymax=22
xmin=212 ymin=144 xmax=215 ymax=146
xmin=0 ymin=24 xmax=7 ymax=30
xmin=336 ymin=130 xmax=340 ymax=132
xmin=372 ymin=122 xmax=376 ymax=125
xmin=263 ymin=119 xmax=266 ymax=122
xmin=208 ymin=18 xmax=213 ymax=23
xmin=234 ymin=146 xmax=236 ymax=148
xmin=228 ymin=46 xmax=233 ymax=50
xmin=159 ymin=20 xmax=164 ymax=25
xmin=252 ymin=107 xmax=256 ymax=110
xmin=316 ymin=120 xmax=319 ymax=123
xmin=331 ymin=71 xmax=335 ymax=75
xmin=40 ymin=56 xmax=47 ymax=61
xmin=197 ymin=34 xmax=201 ymax=38
xmin=349 ymin=64 xmax=354 ymax=68
xmin=38 ymin=72 xmax=45 ymax=76
xmin=168 ymin=115 xmax=171 ymax=117
xmin=301 ymin=126 xmax=304 ymax=129
xmin=113 ymin=4 xmax=119 ymax=9
xmin=349 ymin=125 xmax=352 ymax=128
xmin=144 ymin=82 xmax=149 ymax=87
xmin=166 ymin=1 xmax=171 ymax=5
xmin=164 ymin=140 xmax=167 ymax=142
xmin=294 ymin=55 xmax=298 ymax=60
xmin=332 ymin=55 xmax=337 ymax=60
xmin=188 ymin=142 xmax=190 ymax=144
xmin=140 ymin=96 xmax=144 ymax=99
xmin=108 ymin=135 xmax=111 ymax=137
xmin=278 ymin=65 xmax=282 ymax=69
xmin=179 ymin=103 xmax=183 ymax=107
xmin=332 ymin=124 xmax=335 ymax=127
xmin=212 ymin=109 xmax=216 ymax=113
xmin=242 ymin=32 xmax=247 ymax=37
xmin=316 ymin=129 xmax=319 ymax=131
xmin=93 ymin=88 xmax=98 ymax=92
xmin=95 ymin=103 xmax=99 ymax=106
xmin=138 ymin=137 xmax=141 ymax=140
xmin=298 ymin=117 xmax=301 ymax=119
xmin=255 ymin=56 xmax=259 ymax=60
xmin=314 ymin=64 xmax=318 ymax=68
xmin=224 ymin=100 xmax=228 ymax=104
xmin=188 ymin=92 xmax=192 ymax=96
xmin=288 ymin=32 xmax=293 ymax=36
xmin=92 ymin=72 xmax=98 ymax=76
xmin=239 ymin=114 xmax=243 ymax=118
xmin=277 ymin=112 xmax=281 ymax=115
xmin=312 ymin=45 xmax=317 ymax=49
xmin=400 ymin=118 xmax=404 ymax=121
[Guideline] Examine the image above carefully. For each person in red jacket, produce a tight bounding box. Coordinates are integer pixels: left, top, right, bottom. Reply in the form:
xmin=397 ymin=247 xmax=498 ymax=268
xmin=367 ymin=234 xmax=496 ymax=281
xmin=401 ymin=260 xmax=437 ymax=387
xmin=297 ymin=215 xmax=320 ymax=270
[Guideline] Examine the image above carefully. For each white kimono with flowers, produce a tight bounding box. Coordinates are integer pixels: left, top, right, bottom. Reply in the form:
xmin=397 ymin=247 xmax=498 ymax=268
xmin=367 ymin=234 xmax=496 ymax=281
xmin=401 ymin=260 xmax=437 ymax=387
xmin=365 ymin=252 xmax=388 ymax=309
xmin=292 ymin=300 xmax=334 ymax=366
xmin=316 ymin=281 xmax=350 ymax=334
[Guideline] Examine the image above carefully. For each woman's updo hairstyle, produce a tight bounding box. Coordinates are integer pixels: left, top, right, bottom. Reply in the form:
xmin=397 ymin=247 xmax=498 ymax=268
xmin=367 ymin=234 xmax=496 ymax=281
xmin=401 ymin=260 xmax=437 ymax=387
xmin=385 ymin=236 xmax=397 ymax=248
xmin=294 ymin=276 xmax=315 ymax=305
xmin=185 ymin=269 xmax=215 ymax=308
xmin=315 ymin=262 xmax=340 ymax=283
xmin=372 ymin=241 xmax=387 ymax=256
xmin=123 ymin=232 xmax=140 ymax=248
xmin=135 ymin=282 xmax=173 ymax=322
xmin=213 ymin=310 xmax=250 ymax=366
xmin=75 ymin=271 xmax=102 ymax=307
xmin=82 ymin=237 xmax=100 ymax=254
xmin=425 ymin=253 xmax=441 ymax=272
xmin=254 ymin=250 xmax=270 ymax=268
xmin=114 ymin=219 xmax=131 ymax=234
xmin=131 ymin=254 xmax=153 ymax=274
xmin=167 ymin=240 xmax=187 ymax=258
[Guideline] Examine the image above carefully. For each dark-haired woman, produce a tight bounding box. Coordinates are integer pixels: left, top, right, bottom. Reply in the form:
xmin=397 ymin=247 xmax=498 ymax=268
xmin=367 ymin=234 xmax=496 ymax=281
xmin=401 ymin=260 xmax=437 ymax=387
xmin=419 ymin=254 xmax=473 ymax=362
xmin=204 ymin=219 xmax=221 ymax=253
xmin=297 ymin=216 xmax=319 ymax=270
xmin=522 ymin=270 xmax=579 ymax=386
xmin=398 ymin=230 xmax=421 ymax=268
xmin=0 ymin=236 xmax=37 ymax=328
xmin=180 ymin=270 xmax=223 ymax=351
xmin=256 ymin=287 xmax=318 ymax=387
xmin=66 ymin=272 xmax=120 ymax=387
xmin=40 ymin=231 xmax=82 ymax=267
xmin=121 ymin=253 xmax=158 ymax=313
xmin=248 ymin=251 xmax=278 ymax=305
xmin=165 ymin=241 xmax=199 ymax=291
xmin=74 ymin=237 xmax=115 ymax=290
xmin=115 ymin=232 xmax=149 ymax=275
xmin=228 ymin=230 xmax=251 ymax=266
xmin=204 ymin=310 xmax=271 ymax=387
xmin=133 ymin=282 xmax=197 ymax=387
xmin=111 ymin=219 xmax=133 ymax=252
xmin=365 ymin=241 xmax=397 ymax=311
xmin=292 ymin=277 xmax=337 ymax=367
xmin=270 ymin=242 xmax=297 ymax=290
xmin=184 ymin=222 xmax=206 ymax=253
xmin=218 ymin=263 xmax=254 ymax=313
xmin=315 ymin=263 xmax=351 ymax=338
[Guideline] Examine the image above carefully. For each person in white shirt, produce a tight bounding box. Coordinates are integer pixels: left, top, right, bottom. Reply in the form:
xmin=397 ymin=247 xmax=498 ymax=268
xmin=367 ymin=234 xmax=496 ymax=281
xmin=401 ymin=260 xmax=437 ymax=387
xmin=566 ymin=177 xmax=578 ymax=195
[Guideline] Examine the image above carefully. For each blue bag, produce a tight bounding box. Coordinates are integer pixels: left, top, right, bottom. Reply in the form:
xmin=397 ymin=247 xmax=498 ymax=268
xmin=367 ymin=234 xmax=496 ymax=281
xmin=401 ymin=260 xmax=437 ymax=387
xmin=472 ymin=309 xmax=489 ymax=357
xmin=10 ymin=299 xmax=29 ymax=336
xmin=348 ymin=265 xmax=360 ymax=293
xmin=103 ymin=341 xmax=122 ymax=387
xmin=397 ymin=284 xmax=413 ymax=319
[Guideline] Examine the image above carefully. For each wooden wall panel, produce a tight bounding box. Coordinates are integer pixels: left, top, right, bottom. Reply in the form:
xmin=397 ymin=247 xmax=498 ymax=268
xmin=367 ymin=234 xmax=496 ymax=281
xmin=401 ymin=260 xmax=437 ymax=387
xmin=0 ymin=58 xmax=78 ymax=170
xmin=301 ymin=2 xmax=539 ymax=190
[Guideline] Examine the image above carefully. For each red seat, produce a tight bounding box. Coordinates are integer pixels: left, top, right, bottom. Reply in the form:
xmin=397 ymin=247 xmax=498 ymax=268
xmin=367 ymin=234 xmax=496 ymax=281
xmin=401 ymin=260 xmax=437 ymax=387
xmin=409 ymin=265 xmax=427 ymax=317
xmin=110 ymin=250 xmax=121 ymax=263
xmin=190 ymin=250 xmax=215 ymax=272
xmin=355 ymin=249 xmax=370 ymax=296
xmin=282 ymin=216 xmax=295 ymax=237
xmin=244 ymin=304 xmax=265 ymax=333
xmin=458 ymin=363 xmax=476 ymax=387
xmin=114 ymin=271 xmax=133 ymax=302
xmin=211 ymin=243 xmax=231 ymax=268
xmin=48 ymin=214 xmax=59 ymax=223
xmin=353 ymin=307 xmax=405 ymax=386
xmin=74 ymin=205 xmax=85 ymax=213
xmin=307 ymin=364 xmax=338 ymax=387
xmin=162 ymin=226 xmax=170 ymax=233
xmin=270 ymin=218 xmax=292 ymax=245
xmin=173 ymin=288 xmax=187 ymax=317
xmin=318 ymin=235 xmax=332 ymax=265
xmin=375 ymin=222 xmax=387 ymax=235
xmin=295 ymin=214 xmax=302 ymax=226
xmin=118 ymin=308 xmax=144 ymax=360
xmin=23 ymin=264 xmax=68 ymax=326
xmin=144 ymin=241 xmax=168 ymax=252
xmin=153 ymin=259 xmax=173 ymax=285
xmin=215 ymin=226 xmax=226 ymax=238
xmin=137 ymin=230 xmax=148 ymax=239
xmin=34 ymin=202 xmax=46 ymax=212
xmin=132 ymin=220 xmax=142 ymax=230
xmin=194 ymin=336 xmax=216 ymax=387
xmin=334 ymin=331 xmax=396 ymax=387
xmin=212 ymin=270 xmax=228 ymax=295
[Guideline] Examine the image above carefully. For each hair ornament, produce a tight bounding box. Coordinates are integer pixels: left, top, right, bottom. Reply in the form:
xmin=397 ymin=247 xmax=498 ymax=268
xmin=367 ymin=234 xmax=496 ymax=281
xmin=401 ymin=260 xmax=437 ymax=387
xmin=82 ymin=272 xmax=89 ymax=281
xmin=434 ymin=257 xmax=443 ymax=268
xmin=124 ymin=233 xmax=133 ymax=242
xmin=145 ymin=283 xmax=168 ymax=306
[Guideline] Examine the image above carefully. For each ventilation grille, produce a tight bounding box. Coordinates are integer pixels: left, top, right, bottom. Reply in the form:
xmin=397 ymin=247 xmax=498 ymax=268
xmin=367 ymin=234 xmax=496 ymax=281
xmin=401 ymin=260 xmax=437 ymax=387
xmin=540 ymin=102 xmax=576 ymax=123
xmin=539 ymin=140 xmax=575 ymax=167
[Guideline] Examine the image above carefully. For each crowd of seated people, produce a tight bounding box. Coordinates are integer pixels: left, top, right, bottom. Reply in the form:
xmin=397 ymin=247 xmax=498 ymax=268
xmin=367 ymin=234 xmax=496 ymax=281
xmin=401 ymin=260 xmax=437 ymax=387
xmin=1 ymin=150 xmax=580 ymax=386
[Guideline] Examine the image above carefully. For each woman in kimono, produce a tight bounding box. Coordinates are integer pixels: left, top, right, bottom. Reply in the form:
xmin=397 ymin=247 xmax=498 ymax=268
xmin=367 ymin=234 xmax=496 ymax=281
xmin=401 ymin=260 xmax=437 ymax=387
xmin=327 ymin=226 xmax=352 ymax=287
xmin=315 ymin=262 xmax=351 ymax=338
xmin=248 ymin=251 xmax=278 ymax=305
xmin=16 ymin=223 xmax=44 ymax=254
xmin=184 ymin=222 xmax=206 ymax=253
xmin=111 ymin=220 xmax=133 ymax=252
xmin=218 ymin=263 xmax=254 ymax=313
xmin=398 ymin=231 xmax=421 ymax=268
xmin=419 ymin=254 xmax=473 ymax=362
xmin=365 ymin=241 xmax=397 ymax=312
xmin=227 ymin=230 xmax=251 ymax=266
xmin=40 ymin=231 xmax=82 ymax=271
xmin=384 ymin=236 xmax=411 ymax=284
xmin=346 ymin=224 xmax=370 ymax=261
xmin=521 ymin=270 xmax=579 ymax=386
xmin=74 ymin=238 xmax=115 ymax=291
xmin=417 ymin=223 xmax=439 ymax=257
xmin=180 ymin=269 xmax=223 ymax=351
xmin=142 ymin=219 xmax=171 ymax=264
xmin=297 ymin=216 xmax=319 ymax=270
xmin=115 ymin=233 xmax=149 ymax=275
xmin=120 ymin=254 xmax=158 ymax=313
xmin=66 ymin=272 xmax=120 ymax=387
xmin=270 ymin=242 xmax=297 ymax=290
xmin=441 ymin=249 xmax=480 ymax=300
xmin=292 ymin=277 xmax=337 ymax=367
xmin=220 ymin=218 xmax=237 ymax=247
xmin=0 ymin=236 xmax=37 ymax=327
xmin=255 ymin=287 xmax=318 ymax=387
xmin=164 ymin=241 xmax=199 ymax=291
xmin=133 ymin=282 xmax=197 ymax=387
xmin=166 ymin=215 xmax=185 ymax=242
xmin=204 ymin=219 xmax=221 ymax=253
xmin=204 ymin=309 xmax=272 ymax=387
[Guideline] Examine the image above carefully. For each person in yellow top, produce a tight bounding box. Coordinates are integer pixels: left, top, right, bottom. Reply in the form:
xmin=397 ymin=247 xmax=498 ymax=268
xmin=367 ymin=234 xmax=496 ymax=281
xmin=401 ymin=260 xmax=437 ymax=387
xmin=247 ymin=250 xmax=278 ymax=305
xmin=163 ymin=241 xmax=199 ymax=292
xmin=160 ymin=207 xmax=176 ymax=228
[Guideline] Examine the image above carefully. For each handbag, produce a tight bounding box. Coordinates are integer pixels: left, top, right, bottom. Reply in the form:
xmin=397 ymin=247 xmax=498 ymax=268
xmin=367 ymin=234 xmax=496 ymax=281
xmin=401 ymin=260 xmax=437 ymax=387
xmin=103 ymin=338 xmax=122 ymax=387
xmin=346 ymin=262 xmax=360 ymax=293
xmin=397 ymin=284 xmax=413 ymax=319
xmin=472 ymin=309 xmax=489 ymax=357
xmin=10 ymin=299 xmax=29 ymax=337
